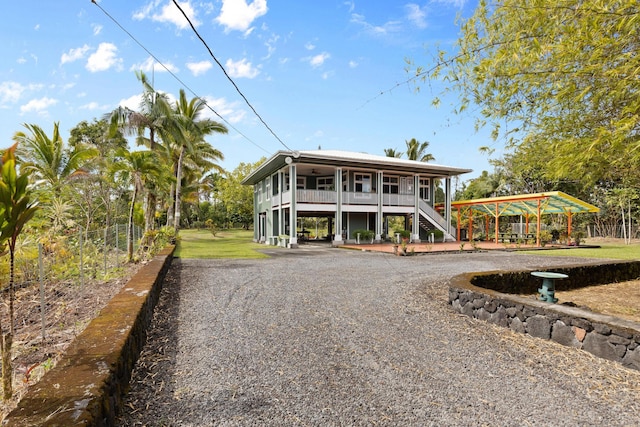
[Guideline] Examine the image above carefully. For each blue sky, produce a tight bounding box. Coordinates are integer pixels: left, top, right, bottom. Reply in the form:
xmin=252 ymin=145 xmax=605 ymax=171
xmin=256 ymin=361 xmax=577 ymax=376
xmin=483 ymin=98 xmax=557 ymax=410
xmin=1 ymin=0 xmax=496 ymax=184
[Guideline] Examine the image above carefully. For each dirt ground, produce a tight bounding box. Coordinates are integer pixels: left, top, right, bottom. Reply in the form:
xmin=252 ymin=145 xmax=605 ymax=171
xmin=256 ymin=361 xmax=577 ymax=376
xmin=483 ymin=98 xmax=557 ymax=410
xmin=0 ymin=263 xmax=141 ymax=421
xmin=555 ymin=280 xmax=640 ymax=323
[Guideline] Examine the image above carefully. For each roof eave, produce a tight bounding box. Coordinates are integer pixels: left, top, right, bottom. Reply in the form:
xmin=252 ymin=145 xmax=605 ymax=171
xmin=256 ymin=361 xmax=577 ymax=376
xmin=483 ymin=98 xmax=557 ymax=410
xmin=241 ymin=150 xmax=472 ymax=185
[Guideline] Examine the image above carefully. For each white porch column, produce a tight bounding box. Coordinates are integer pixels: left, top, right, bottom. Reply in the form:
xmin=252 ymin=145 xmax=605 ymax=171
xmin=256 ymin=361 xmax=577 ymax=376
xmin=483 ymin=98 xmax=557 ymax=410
xmin=253 ymin=184 xmax=259 ymax=242
xmin=278 ymin=170 xmax=284 ymax=237
xmin=445 ymin=177 xmax=453 ymax=239
xmin=333 ymin=167 xmax=343 ymax=243
xmin=376 ymin=171 xmax=383 ymax=241
xmin=288 ymin=165 xmax=298 ymax=247
xmin=412 ymin=175 xmax=421 ymax=243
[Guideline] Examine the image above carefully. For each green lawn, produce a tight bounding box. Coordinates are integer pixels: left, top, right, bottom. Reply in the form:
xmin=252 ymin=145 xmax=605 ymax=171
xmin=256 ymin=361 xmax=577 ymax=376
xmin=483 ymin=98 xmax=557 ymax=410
xmin=521 ymin=241 xmax=640 ymax=260
xmin=174 ymin=228 xmax=270 ymax=259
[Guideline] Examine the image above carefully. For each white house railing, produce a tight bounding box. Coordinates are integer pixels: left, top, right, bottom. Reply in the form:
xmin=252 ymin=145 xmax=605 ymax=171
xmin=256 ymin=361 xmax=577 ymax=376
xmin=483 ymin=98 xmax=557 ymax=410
xmin=281 ymin=190 xmax=291 ymax=204
xmin=274 ymin=190 xmax=414 ymax=207
xmin=419 ymin=199 xmax=455 ymax=237
xmin=343 ymin=191 xmax=377 ymax=205
xmin=296 ymin=189 xmax=337 ymax=203
xmin=382 ymin=193 xmax=414 ymax=207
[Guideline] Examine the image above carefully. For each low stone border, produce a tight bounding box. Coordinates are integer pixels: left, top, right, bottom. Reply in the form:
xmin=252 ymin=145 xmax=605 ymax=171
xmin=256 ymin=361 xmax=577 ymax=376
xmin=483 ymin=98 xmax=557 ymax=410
xmin=3 ymin=246 xmax=175 ymax=427
xmin=448 ymin=261 xmax=640 ymax=371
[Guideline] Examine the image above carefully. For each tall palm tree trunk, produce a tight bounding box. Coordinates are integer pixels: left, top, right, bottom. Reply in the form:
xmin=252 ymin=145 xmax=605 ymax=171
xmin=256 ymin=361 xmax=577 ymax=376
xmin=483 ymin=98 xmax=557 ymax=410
xmin=144 ymin=192 xmax=156 ymax=233
xmin=128 ymin=186 xmax=137 ymax=262
xmin=174 ymin=145 xmax=186 ymax=232
xmin=166 ymin=182 xmax=175 ymax=228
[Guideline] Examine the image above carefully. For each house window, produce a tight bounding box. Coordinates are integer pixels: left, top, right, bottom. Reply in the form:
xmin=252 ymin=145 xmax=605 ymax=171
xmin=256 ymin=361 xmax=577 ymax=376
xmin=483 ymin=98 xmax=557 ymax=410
xmin=284 ymin=173 xmax=290 ymax=191
xmin=317 ymin=177 xmax=334 ymax=190
xmin=342 ymin=172 xmax=348 ymax=192
xmin=354 ymin=173 xmax=371 ymax=193
xmin=419 ymin=178 xmax=431 ymax=201
xmin=266 ymin=179 xmax=270 ymax=200
xmin=297 ymin=176 xmax=306 ymax=189
xmin=272 ymin=174 xmax=279 ymax=195
xmin=382 ymin=176 xmax=399 ymax=194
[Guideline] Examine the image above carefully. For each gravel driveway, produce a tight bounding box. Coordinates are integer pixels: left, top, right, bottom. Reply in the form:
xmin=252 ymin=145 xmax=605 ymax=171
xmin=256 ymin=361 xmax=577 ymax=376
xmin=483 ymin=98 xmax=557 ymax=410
xmin=120 ymin=247 xmax=640 ymax=426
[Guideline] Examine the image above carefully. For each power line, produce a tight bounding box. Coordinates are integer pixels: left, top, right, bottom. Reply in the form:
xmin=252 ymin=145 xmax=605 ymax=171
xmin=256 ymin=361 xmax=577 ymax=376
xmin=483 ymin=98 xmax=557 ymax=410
xmin=90 ymin=0 xmax=271 ymax=156
xmin=170 ymin=0 xmax=292 ymax=151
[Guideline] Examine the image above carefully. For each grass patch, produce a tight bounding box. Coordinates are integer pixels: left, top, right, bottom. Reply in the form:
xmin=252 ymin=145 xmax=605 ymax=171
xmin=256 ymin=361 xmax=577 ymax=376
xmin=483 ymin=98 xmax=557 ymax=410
xmin=555 ymin=280 xmax=640 ymax=323
xmin=521 ymin=242 xmax=640 ymax=260
xmin=174 ymin=228 xmax=269 ymax=259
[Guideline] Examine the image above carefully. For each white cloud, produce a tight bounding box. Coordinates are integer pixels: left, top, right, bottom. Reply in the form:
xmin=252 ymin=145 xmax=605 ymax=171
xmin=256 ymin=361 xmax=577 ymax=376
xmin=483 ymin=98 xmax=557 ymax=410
xmin=216 ymin=0 xmax=268 ymax=34
xmin=130 ymin=57 xmax=179 ymax=73
xmin=61 ymin=44 xmax=91 ymax=65
xmin=156 ymin=1 xmax=200 ymax=29
xmin=350 ymin=13 xmax=402 ymax=36
xmin=119 ymin=91 xmax=176 ymax=111
xmin=0 ymin=81 xmax=26 ymax=104
xmin=118 ymin=94 xmax=142 ymax=110
xmin=225 ymin=58 xmax=260 ymax=79
xmin=405 ymin=4 xmax=427 ymax=29
xmin=80 ymin=101 xmax=109 ymax=111
xmin=20 ymin=97 xmax=58 ymax=115
xmin=134 ymin=1 xmax=200 ymax=30
xmin=86 ymin=43 xmax=122 ymax=72
xmin=305 ymin=42 xmax=315 ymax=51
xmin=0 ymin=82 xmax=43 ymax=107
xmin=434 ymin=0 xmax=467 ymax=8
xmin=343 ymin=1 xmax=355 ymax=13
xmin=348 ymin=60 xmax=358 ymax=68
xmin=263 ymin=33 xmax=279 ymax=59
xmin=133 ymin=1 xmax=160 ymax=20
xmin=321 ymin=71 xmax=333 ymax=80
xmin=92 ymin=24 xmax=103 ymax=36
xmin=60 ymin=83 xmax=76 ymax=92
xmin=17 ymin=57 xmax=27 ymax=64
xmin=308 ymin=52 xmax=330 ymax=68
xmin=201 ymin=96 xmax=245 ymax=123
xmin=186 ymin=60 xmax=213 ymax=76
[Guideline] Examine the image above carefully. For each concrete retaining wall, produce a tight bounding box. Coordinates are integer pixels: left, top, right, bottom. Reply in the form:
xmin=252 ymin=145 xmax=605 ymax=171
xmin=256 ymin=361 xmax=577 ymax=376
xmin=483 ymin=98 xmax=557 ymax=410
xmin=448 ymin=262 xmax=640 ymax=371
xmin=3 ymin=246 xmax=175 ymax=426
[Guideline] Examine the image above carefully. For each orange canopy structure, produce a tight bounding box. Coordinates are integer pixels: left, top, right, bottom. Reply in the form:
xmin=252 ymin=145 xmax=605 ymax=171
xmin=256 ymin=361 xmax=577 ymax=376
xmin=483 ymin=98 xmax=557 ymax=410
xmin=451 ymin=191 xmax=600 ymax=246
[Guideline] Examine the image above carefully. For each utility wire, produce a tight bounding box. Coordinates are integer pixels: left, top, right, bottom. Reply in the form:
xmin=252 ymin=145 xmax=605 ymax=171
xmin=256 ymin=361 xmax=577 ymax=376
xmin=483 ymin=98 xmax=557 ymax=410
xmin=171 ymin=0 xmax=292 ymax=151
xmin=90 ymin=0 xmax=271 ymax=156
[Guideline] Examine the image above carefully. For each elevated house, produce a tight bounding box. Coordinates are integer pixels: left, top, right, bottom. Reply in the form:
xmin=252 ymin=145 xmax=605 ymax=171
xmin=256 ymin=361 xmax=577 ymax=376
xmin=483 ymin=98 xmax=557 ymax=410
xmin=241 ymin=150 xmax=472 ymax=247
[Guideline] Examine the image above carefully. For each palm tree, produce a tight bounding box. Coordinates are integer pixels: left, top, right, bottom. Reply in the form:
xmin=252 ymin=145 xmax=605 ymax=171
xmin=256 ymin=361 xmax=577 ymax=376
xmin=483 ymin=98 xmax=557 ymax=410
xmin=170 ymin=89 xmax=227 ymax=231
xmin=13 ymin=122 xmax=97 ymax=194
xmin=200 ymin=172 xmax=224 ymax=200
xmin=110 ymin=148 xmax=162 ymax=262
xmin=405 ymin=138 xmax=435 ymax=162
xmin=106 ymin=71 xmax=183 ymax=232
xmin=383 ymin=148 xmax=403 ymax=158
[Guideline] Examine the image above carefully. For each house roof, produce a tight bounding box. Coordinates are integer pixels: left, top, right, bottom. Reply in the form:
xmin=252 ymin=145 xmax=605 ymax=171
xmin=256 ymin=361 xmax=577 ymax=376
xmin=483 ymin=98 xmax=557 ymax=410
xmin=241 ymin=150 xmax=473 ymax=185
xmin=451 ymin=191 xmax=600 ymax=216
